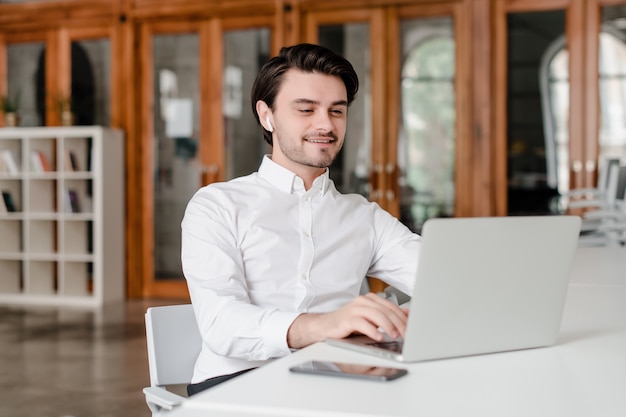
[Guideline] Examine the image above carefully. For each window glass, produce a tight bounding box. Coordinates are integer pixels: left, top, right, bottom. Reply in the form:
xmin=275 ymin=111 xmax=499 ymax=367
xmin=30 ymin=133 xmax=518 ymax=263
xmin=399 ymin=17 xmax=455 ymax=232
xmin=7 ymin=42 xmax=45 ymax=126
xmin=152 ymin=33 xmax=201 ymax=280
xmin=598 ymin=28 xmax=626 ymax=160
xmin=223 ymin=28 xmax=271 ymax=180
xmin=71 ymin=39 xmax=111 ymax=126
xmin=540 ymin=10 xmax=626 ymax=197
xmin=318 ymin=23 xmax=371 ymax=197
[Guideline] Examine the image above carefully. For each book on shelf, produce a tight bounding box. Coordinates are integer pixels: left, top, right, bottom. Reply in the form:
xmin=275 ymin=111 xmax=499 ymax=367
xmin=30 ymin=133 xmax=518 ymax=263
xmin=1 ymin=149 xmax=20 ymax=176
xmin=64 ymin=189 xmax=81 ymax=213
xmin=30 ymin=151 xmax=52 ymax=173
xmin=64 ymin=150 xmax=79 ymax=172
xmin=0 ymin=192 xmax=6 ymax=213
xmin=2 ymin=190 xmax=17 ymax=212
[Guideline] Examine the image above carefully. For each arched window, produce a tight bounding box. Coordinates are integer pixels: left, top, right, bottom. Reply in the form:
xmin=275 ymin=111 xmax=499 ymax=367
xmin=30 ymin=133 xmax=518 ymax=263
xmin=399 ymin=34 xmax=455 ymax=230
xmin=540 ymin=25 xmax=626 ymax=195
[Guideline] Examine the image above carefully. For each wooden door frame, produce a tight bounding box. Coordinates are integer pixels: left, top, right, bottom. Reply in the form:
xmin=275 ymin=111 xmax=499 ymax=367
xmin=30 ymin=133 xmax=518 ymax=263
xmin=389 ymin=1 xmax=473 ymax=219
xmin=137 ymin=16 xmax=275 ymax=299
xmin=493 ymin=0 xmax=587 ymax=216
xmin=0 ymin=26 xmax=119 ymax=127
xmin=585 ymin=0 xmax=626 ymax=185
xmin=301 ymin=2 xmax=475 ymax=218
xmin=300 ymin=2 xmax=474 ymax=293
xmin=302 ymin=8 xmax=389 ymax=209
xmin=138 ymin=20 xmax=203 ymax=299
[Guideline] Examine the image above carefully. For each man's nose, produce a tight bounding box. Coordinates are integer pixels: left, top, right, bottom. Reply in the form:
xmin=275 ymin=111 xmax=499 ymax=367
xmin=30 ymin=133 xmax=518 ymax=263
xmin=313 ymin=111 xmax=333 ymax=132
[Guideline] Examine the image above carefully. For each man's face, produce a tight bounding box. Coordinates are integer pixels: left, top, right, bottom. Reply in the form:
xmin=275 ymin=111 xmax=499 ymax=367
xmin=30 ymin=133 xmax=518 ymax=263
xmin=269 ymin=69 xmax=348 ymax=175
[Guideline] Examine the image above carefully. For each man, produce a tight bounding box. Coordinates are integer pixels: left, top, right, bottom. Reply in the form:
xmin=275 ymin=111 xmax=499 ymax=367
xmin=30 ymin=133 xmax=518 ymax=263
xmin=181 ymin=43 xmax=421 ymax=395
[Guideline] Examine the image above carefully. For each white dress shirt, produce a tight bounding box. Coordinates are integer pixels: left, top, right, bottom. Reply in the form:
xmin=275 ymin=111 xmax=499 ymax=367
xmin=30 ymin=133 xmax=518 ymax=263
xmin=181 ymin=155 xmax=421 ymax=383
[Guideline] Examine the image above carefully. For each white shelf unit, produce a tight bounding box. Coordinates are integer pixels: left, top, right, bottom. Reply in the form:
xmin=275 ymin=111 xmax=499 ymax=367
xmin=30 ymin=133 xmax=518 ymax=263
xmin=0 ymin=126 xmax=125 ymax=308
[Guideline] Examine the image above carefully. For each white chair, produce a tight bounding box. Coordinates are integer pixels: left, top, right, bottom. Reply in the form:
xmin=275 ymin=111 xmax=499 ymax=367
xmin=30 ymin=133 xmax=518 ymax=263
xmin=579 ymin=164 xmax=626 ymax=246
xmin=143 ymin=304 xmax=202 ymax=416
xmin=563 ymin=156 xmax=621 ymax=211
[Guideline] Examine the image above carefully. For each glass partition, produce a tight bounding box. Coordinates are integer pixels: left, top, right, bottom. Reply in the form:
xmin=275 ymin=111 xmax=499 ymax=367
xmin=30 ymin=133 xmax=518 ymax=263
xmin=318 ymin=23 xmax=371 ymax=197
xmin=398 ymin=17 xmax=455 ymax=232
xmin=223 ymin=28 xmax=271 ymax=180
xmin=7 ymin=42 xmax=45 ymax=126
xmin=70 ymin=39 xmax=111 ymax=126
xmin=599 ymin=5 xmax=626 ymax=164
xmin=152 ymin=33 xmax=201 ymax=280
xmin=509 ymin=10 xmax=565 ymax=215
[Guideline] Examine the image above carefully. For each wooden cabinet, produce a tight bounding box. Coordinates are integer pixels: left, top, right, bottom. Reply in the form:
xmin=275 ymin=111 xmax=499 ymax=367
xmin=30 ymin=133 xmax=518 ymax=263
xmin=0 ymin=126 xmax=124 ymax=307
xmin=2 ymin=0 xmax=625 ymax=299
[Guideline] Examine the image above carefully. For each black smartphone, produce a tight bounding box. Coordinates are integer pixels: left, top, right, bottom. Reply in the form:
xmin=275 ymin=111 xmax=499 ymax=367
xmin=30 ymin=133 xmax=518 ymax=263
xmin=289 ymin=360 xmax=408 ymax=382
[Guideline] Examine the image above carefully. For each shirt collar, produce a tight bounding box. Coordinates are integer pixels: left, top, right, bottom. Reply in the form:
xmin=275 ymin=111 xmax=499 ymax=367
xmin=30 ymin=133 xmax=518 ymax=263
xmin=258 ymin=155 xmax=330 ymax=196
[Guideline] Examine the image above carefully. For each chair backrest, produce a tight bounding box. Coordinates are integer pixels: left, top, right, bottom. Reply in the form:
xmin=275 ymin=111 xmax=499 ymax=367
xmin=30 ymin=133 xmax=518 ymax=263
xmin=599 ymin=157 xmax=621 ymax=193
xmin=145 ymin=304 xmax=202 ymax=387
xmin=605 ymin=161 xmax=622 ymax=207
xmin=616 ymin=165 xmax=626 ymax=203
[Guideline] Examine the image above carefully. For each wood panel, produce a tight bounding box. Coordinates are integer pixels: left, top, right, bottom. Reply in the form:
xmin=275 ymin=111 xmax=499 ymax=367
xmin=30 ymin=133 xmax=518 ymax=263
xmin=0 ymin=0 xmax=120 ymax=31
xmin=470 ymin=0 xmax=495 ymax=217
xmin=121 ymin=19 xmax=144 ymax=299
xmin=138 ymin=23 xmax=156 ymax=298
xmin=568 ymin=0 xmax=587 ymax=190
xmin=452 ymin=1 xmax=474 ymax=218
xmin=297 ymin=0 xmax=464 ymax=13
xmin=385 ymin=6 xmax=400 ymax=216
xmin=493 ymin=0 xmax=583 ymax=214
xmin=130 ymin=0 xmax=276 ymax=20
xmin=201 ymin=19 xmax=224 ymax=184
xmin=493 ymin=0 xmax=508 ymax=215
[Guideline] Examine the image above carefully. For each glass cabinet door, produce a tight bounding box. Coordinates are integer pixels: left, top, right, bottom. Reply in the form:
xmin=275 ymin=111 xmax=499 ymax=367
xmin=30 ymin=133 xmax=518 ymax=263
xmin=598 ymin=4 xmax=626 ymax=165
xmin=317 ymin=23 xmax=372 ymax=198
xmin=142 ymin=20 xmax=273 ymax=298
xmin=70 ymin=38 xmax=111 ymax=127
xmin=500 ymin=1 xmax=626 ymax=214
xmin=397 ymin=16 xmax=455 ymax=232
xmin=494 ymin=1 xmax=587 ymax=216
xmin=223 ymin=28 xmax=272 ymax=180
xmin=507 ymin=10 xmax=566 ymax=215
xmin=6 ymin=41 xmax=45 ymax=127
xmin=305 ymin=4 xmax=468 ymax=234
xmin=151 ymin=31 xmax=202 ymax=282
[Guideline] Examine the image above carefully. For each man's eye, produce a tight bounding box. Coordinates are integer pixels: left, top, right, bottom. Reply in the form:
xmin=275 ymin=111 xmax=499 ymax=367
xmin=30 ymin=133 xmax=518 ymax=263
xmin=331 ymin=109 xmax=345 ymax=116
xmin=299 ymin=108 xmax=313 ymax=113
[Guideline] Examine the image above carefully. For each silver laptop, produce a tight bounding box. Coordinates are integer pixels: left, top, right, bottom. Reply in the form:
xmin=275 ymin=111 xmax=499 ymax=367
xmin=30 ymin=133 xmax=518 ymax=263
xmin=326 ymin=215 xmax=582 ymax=362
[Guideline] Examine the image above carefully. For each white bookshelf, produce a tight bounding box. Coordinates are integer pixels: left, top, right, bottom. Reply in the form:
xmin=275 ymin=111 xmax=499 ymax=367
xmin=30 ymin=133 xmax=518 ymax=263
xmin=0 ymin=126 xmax=125 ymax=308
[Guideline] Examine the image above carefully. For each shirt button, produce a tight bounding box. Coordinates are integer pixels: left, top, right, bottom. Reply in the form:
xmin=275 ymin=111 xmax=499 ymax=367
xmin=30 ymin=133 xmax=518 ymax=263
xmin=300 ymin=273 xmax=308 ymax=281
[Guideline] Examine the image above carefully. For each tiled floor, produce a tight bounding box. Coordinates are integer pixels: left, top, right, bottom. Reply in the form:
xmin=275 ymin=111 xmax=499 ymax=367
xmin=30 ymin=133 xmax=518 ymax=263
xmin=1 ymin=243 xmax=623 ymax=417
xmin=0 ymin=299 xmax=178 ymax=417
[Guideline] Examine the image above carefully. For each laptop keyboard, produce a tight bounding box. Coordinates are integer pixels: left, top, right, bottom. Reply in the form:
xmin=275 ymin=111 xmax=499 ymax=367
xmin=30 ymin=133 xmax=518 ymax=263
xmin=366 ymin=340 xmax=404 ymax=353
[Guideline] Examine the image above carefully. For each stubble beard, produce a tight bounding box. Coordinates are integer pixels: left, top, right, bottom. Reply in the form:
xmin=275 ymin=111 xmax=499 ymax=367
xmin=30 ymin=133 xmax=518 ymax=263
xmin=276 ymin=132 xmax=342 ymax=169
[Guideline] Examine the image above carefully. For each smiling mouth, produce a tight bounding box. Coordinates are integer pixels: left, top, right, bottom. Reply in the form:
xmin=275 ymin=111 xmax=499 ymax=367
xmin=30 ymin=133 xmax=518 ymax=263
xmin=304 ymin=132 xmax=338 ymax=144
xmin=305 ymin=138 xmax=335 ymax=144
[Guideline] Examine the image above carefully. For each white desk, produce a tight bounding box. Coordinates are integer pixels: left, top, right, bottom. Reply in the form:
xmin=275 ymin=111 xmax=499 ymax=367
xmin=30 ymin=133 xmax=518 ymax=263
xmin=167 ymin=246 xmax=626 ymax=417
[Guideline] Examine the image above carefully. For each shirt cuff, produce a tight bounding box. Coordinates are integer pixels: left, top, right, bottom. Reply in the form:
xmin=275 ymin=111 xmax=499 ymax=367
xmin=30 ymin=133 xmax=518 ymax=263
xmin=262 ymin=310 xmax=302 ymax=357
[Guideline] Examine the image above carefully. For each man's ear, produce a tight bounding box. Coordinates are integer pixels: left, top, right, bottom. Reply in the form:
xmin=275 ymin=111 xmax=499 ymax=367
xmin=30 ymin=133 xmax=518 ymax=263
xmin=256 ymin=100 xmax=273 ymax=132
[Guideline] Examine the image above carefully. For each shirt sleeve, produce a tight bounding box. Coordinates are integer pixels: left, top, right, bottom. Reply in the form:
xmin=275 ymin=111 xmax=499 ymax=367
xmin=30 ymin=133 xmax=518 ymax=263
xmin=181 ymin=186 xmax=300 ymax=361
xmin=366 ymin=204 xmax=422 ymax=296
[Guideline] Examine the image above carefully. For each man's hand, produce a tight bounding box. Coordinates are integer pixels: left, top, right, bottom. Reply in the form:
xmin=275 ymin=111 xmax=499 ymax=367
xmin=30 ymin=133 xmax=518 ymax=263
xmin=286 ymin=293 xmax=409 ymax=349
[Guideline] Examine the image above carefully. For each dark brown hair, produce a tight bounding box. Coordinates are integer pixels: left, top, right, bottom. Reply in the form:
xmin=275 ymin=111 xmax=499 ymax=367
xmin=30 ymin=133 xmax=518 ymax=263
xmin=251 ymin=43 xmax=359 ymax=145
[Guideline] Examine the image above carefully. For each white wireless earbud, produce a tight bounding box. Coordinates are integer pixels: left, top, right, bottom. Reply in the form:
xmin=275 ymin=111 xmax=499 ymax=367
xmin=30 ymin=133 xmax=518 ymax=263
xmin=266 ymin=117 xmax=273 ymax=133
